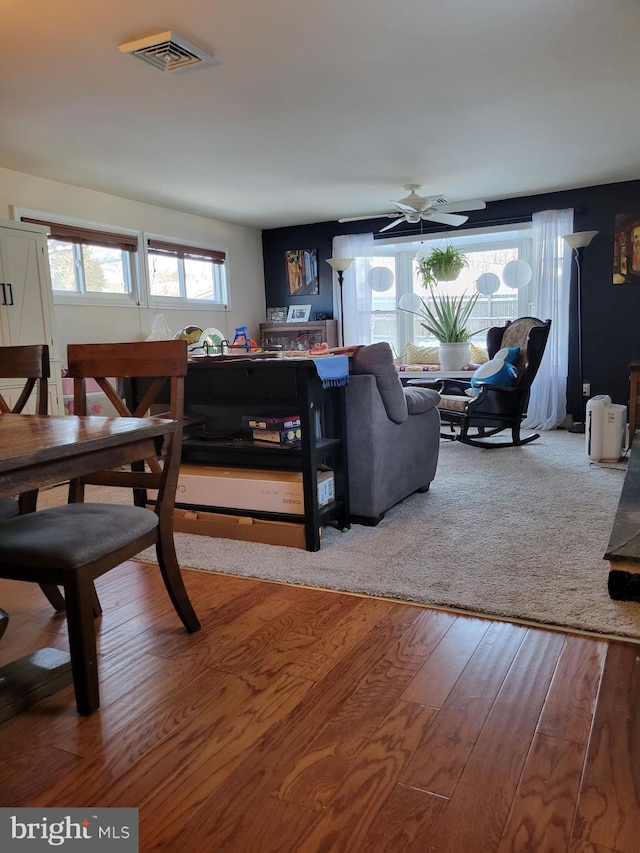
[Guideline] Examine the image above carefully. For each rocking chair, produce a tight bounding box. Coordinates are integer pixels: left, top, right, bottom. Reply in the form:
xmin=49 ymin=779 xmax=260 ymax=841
xmin=437 ymin=317 xmax=551 ymax=448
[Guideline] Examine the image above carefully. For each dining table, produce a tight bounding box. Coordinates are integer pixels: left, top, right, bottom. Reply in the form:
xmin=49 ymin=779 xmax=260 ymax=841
xmin=0 ymin=412 xmax=178 ymax=722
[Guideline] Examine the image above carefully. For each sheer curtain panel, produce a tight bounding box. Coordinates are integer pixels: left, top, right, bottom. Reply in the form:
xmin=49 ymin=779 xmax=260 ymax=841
xmin=332 ymin=233 xmax=376 ymax=345
xmin=522 ymin=208 xmax=573 ymax=430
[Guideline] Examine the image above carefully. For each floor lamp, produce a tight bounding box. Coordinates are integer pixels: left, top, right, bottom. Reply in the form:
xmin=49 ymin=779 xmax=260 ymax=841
xmin=326 ymin=257 xmax=354 ymax=346
xmin=561 ymin=230 xmax=598 ymax=433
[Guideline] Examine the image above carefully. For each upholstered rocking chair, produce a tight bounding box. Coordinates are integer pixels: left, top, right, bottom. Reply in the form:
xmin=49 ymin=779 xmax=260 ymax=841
xmin=437 ymin=317 xmax=552 ymax=448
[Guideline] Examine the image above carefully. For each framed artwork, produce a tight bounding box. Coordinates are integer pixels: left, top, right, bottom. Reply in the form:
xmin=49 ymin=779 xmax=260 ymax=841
xmin=285 ymin=248 xmax=319 ymax=296
xmin=613 ymin=213 xmax=640 ymax=284
xmin=286 ymin=304 xmax=312 ymax=322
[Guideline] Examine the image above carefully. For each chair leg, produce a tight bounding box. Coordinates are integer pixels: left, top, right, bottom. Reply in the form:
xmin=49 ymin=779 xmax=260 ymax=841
xmin=155 ymin=527 xmax=201 ymax=633
xmin=39 ymin=584 xmax=67 ymax=612
xmin=63 ymin=576 xmax=100 ymax=715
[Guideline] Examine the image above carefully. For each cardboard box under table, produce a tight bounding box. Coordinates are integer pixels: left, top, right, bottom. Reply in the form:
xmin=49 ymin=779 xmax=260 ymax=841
xmin=152 ymin=464 xmax=335 ymax=548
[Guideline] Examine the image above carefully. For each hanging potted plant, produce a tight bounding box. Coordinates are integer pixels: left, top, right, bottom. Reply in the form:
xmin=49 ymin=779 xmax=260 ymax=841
xmin=418 ymin=245 xmax=468 ymax=285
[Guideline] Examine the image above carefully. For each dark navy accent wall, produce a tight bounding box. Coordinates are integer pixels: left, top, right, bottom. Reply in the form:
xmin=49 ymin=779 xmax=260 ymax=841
xmin=262 ymin=180 xmax=640 ymax=418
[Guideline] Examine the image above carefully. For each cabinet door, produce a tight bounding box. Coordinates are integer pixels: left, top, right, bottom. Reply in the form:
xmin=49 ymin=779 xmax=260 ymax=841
xmin=0 ymin=227 xmax=55 ymax=351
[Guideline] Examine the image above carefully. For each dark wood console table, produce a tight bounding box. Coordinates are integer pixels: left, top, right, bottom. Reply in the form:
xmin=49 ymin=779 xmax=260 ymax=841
xmin=131 ymin=355 xmax=351 ymax=551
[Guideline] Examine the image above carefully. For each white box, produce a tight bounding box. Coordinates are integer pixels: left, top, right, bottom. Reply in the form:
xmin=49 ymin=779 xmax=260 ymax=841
xmin=154 ymin=464 xmax=335 ymax=515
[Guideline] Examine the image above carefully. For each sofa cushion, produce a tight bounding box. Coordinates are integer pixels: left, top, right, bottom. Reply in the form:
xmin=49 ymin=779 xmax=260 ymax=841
xmin=404 ymin=386 xmax=441 ymax=415
xmin=352 ymin=342 xmax=408 ymax=423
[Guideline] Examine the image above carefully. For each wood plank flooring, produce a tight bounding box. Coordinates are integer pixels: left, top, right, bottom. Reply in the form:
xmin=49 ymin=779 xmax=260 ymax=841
xmin=0 ymin=562 xmax=638 ymax=852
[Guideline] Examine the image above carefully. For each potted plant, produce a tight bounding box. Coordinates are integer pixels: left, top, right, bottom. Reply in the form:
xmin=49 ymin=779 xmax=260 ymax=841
xmin=401 ymin=252 xmax=480 ymax=369
xmin=417 ymin=245 xmax=468 ymax=285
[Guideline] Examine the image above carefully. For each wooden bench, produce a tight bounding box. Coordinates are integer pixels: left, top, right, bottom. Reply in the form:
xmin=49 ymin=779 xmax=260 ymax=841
xmin=605 ymin=442 xmax=640 ymax=600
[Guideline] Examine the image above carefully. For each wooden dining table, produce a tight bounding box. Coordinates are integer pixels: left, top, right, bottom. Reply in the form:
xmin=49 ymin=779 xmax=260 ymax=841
xmin=0 ymin=412 xmax=178 ymax=722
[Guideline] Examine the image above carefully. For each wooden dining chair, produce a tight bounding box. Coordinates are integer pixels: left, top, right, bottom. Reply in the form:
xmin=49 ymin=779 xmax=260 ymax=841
xmin=0 ymin=339 xmax=200 ymax=715
xmin=0 ymin=344 xmax=67 ymax=611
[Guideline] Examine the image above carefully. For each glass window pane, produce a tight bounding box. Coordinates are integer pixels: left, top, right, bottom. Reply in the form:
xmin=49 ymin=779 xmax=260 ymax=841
xmin=49 ymin=240 xmax=78 ymax=292
xmin=82 ymin=245 xmax=129 ymax=293
xmin=184 ymin=258 xmax=215 ymax=300
xmin=412 ymin=248 xmax=521 ymax=344
xmin=149 ymin=253 xmax=180 ymax=298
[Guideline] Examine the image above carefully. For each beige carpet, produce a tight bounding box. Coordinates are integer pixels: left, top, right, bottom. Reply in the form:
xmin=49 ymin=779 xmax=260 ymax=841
xmin=40 ymin=429 xmax=640 ymax=640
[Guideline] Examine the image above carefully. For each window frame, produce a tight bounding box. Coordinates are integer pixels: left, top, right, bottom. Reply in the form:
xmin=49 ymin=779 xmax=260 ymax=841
xmin=145 ymin=233 xmax=229 ymax=310
xmin=14 ymin=208 xmax=143 ymax=308
xmin=12 ymin=209 xmax=231 ymax=311
xmin=364 ymin=224 xmax=533 ymax=352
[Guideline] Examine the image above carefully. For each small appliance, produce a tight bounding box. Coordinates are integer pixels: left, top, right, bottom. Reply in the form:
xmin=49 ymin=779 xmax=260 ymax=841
xmin=585 ymin=395 xmax=627 ymax=461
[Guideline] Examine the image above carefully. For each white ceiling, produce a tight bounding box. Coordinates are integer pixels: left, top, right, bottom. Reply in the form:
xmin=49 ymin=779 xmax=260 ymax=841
xmin=3 ymin=0 xmax=640 ymax=230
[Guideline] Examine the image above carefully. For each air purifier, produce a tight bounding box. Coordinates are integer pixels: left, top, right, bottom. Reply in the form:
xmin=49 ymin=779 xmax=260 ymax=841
xmin=585 ymin=395 xmax=627 ymax=461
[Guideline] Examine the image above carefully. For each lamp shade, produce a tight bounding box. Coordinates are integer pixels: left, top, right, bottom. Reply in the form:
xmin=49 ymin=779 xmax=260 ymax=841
xmin=367 ymin=266 xmax=394 ymax=292
xmin=561 ymin=231 xmax=598 ymax=250
xmin=326 ymin=257 xmax=354 ymax=273
xmin=502 ymin=259 xmax=532 ymax=290
xmin=475 ymin=272 xmax=500 ymax=296
xmin=398 ymin=292 xmax=422 ymax=313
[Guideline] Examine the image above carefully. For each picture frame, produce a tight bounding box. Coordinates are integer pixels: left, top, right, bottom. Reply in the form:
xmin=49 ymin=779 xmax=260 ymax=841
xmin=286 ymin=304 xmax=312 ymax=323
xmin=285 ymin=249 xmax=319 ymax=296
xmin=614 ymin=213 xmax=640 ymax=284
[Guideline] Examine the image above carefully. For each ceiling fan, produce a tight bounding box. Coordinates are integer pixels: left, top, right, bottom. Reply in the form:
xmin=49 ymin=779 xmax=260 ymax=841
xmin=338 ymin=184 xmax=486 ymax=233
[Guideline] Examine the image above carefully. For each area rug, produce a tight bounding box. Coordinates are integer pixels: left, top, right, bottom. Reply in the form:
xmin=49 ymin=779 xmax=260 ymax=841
xmin=39 ymin=429 xmax=640 ymax=640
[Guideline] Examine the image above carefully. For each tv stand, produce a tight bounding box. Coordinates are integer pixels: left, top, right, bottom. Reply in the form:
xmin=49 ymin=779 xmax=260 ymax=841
xmin=179 ymin=356 xmax=350 ymax=551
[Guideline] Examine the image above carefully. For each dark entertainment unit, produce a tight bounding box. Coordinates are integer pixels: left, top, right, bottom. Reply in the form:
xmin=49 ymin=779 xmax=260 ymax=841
xmin=130 ymin=355 xmax=350 ymax=551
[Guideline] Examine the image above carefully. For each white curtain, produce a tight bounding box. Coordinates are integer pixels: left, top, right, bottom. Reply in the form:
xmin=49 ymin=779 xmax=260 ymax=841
xmin=332 ymin=233 xmax=376 ymax=345
xmin=522 ymin=208 xmax=573 ymax=430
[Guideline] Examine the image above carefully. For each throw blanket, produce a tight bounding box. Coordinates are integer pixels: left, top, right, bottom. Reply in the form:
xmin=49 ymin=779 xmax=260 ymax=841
xmin=311 ymin=355 xmax=350 ymax=388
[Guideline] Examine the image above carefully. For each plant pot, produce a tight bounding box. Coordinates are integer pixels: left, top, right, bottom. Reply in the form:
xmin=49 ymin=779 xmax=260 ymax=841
xmin=434 ymin=268 xmax=463 ymax=282
xmin=439 ymin=342 xmax=471 ymax=371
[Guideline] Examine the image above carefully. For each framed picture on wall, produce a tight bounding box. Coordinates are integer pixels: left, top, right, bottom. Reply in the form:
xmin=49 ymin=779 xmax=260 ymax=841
xmin=285 ymin=249 xmax=319 ymax=296
xmin=286 ymin=304 xmax=312 ymax=322
xmin=614 ymin=213 xmax=640 ymax=284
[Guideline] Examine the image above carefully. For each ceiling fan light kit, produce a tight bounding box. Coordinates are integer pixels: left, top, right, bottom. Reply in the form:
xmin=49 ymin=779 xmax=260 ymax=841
xmin=339 ymin=184 xmax=486 ymax=234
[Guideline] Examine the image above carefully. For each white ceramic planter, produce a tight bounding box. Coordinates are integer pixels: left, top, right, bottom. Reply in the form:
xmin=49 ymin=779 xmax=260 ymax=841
xmin=439 ymin=342 xmax=471 ymax=371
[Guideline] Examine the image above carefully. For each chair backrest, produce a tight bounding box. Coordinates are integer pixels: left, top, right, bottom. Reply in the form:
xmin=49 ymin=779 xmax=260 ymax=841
xmin=486 ymin=317 xmax=551 ymax=389
xmin=66 ymin=340 xmax=188 ymax=512
xmin=0 ymin=344 xmax=50 ymax=414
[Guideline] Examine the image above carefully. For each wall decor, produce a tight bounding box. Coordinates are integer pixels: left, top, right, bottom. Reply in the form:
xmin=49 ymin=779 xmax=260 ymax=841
xmin=613 ymin=213 xmax=640 ymax=284
xmin=266 ymin=306 xmax=287 ymax=322
xmin=285 ymin=248 xmax=319 ymax=296
xmin=286 ymin=304 xmax=312 ymax=322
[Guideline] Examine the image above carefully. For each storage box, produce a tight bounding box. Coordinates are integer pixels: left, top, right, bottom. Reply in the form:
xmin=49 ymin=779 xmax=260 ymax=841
xmin=62 ymin=377 xmax=120 ymax=416
xmin=170 ymin=507 xmax=312 ymax=548
xmin=152 ymin=464 xmax=335 ymax=515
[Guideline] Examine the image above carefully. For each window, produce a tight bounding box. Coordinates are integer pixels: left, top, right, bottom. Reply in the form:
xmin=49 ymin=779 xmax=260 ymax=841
xmin=147 ymin=238 xmax=228 ymax=307
xmin=21 ymin=217 xmax=140 ymax=306
xmin=17 ymin=212 xmax=230 ymax=310
xmin=351 ymin=226 xmax=532 ymax=355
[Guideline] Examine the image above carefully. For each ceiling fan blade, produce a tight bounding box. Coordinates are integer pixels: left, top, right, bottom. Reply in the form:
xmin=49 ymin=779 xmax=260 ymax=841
xmin=422 ymin=212 xmax=469 ymax=227
xmin=392 ymin=201 xmax=419 ymax=214
xmin=379 ymin=216 xmax=408 ymax=233
xmin=338 ymin=213 xmax=399 ymax=223
xmin=433 ymin=199 xmax=486 ymax=213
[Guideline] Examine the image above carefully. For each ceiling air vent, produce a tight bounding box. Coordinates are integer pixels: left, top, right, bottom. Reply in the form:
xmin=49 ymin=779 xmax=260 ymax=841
xmin=118 ymin=31 xmax=214 ymax=72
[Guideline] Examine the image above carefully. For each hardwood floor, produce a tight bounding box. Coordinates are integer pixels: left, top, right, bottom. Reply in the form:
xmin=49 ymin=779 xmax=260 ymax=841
xmin=0 ymin=561 xmax=638 ymax=852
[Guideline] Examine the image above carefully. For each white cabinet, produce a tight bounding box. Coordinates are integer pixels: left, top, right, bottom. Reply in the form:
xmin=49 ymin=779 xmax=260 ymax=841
xmin=0 ymin=218 xmax=62 ymax=413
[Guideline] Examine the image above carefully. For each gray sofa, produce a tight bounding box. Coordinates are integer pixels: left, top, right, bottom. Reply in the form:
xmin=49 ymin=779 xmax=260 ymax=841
xmin=345 ymin=342 xmax=441 ymax=525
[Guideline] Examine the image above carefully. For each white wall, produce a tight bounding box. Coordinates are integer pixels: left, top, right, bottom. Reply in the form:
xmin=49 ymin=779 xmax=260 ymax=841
xmin=0 ymin=167 xmax=265 ymax=365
